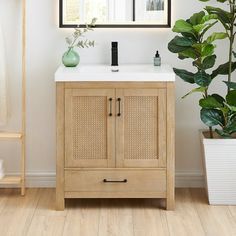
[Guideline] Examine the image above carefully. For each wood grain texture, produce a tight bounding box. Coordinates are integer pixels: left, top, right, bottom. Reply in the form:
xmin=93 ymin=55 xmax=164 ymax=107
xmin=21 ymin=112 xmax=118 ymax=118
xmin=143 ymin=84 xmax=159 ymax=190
xmin=0 ymin=0 xmax=26 ymax=195
xmin=56 ymin=83 xmax=65 ymax=210
xmin=21 ymin=0 xmax=26 ymax=196
xmin=64 ymin=169 xmax=166 ymax=193
xmin=65 ymin=82 xmax=167 ymax=89
xmin=190 ymin=188 xmax=236 ymax=236
xmin=1 ymin=188 xmax=236 ymax=236
xmin=56 ymin=82 xmax=175 ymax=210
xmin=166 ymin=82 xmax=175 ymax=210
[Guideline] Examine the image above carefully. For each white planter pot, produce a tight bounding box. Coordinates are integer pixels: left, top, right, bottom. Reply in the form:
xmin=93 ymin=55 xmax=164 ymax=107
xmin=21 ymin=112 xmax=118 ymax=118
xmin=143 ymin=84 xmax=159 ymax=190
xmin=200 ymin=131 xmax=236 ymax=205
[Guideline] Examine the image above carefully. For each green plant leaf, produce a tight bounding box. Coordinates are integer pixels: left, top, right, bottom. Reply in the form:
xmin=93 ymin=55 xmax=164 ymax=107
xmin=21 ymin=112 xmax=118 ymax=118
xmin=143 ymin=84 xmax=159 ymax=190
xmin=182 ymin=87 xmax=206 ymax=99
xmin=179 ymin=48 xmax=198 ymax=59
xmin=224 ymin=103 xmax=236 ymax=112
xmin=201 ymin=44 xmax=215 ymax=57
xmin=173 ymin=68 xmax=195 ymax=84
xmin=206 ymin=32 xmax=228 ymax=43
xmin=173 ymin=20 xmax=194 ymax=33
xmin=181 ymin=32 xmax=198 ymax=41
xmin=199 ymin=96 xmax=223 ymax=108
xmin=193 ymin=24 xmax=206 ymax=33
xmin=202 ymin=55 xmax=216 ymax=69
xmin=223 ymin=115 xmax=236 ymax=135
xmin=194 ymin=71 xmax=211 ymax=87
xmin=200 ymin=108 xmax=225 ymax=127
xmin=171 ymin=36 xmax=194 ymax=46
xmin=226 ymin=90 xmax=236 ymax=106
xmin=233 ymin=51 xmax=236 ymax=58
xmin=212 ymin=62 xmax=236 ymax=78
xmin=224 ymin=81 xmax=236 ymax=89
xmin=190 ymin=11 xmax=205 ymax=25
xmin=200 ymin=14 xmax=218 ymax=24
xmin=168 ymin=36 xmax=193 ymax=53
xmin=215 ymin=129 xmax=231 ymax=138
xmin=211 ymin=94 xmax=225 ymax=104
xmin=200 ymin=21 xmax=218 ymax=37
xmin=205 ymin=6 xmax=232 ymax=23
xmin=205 ymin=6 xmax=232 ymax=25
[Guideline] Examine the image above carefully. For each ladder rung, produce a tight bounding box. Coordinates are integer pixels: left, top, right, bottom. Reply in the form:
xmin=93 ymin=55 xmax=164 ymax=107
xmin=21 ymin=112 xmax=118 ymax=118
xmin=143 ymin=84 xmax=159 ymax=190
xmin=0 ymin=176 xmax=22 ymax=185
xmin=0 ymin=132 xmax=23 ymax=139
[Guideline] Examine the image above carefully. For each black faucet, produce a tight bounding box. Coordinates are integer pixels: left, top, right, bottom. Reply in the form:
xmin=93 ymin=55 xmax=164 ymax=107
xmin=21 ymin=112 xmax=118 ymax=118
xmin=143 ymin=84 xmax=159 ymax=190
xmin=111 ymin=42 xmax=119 ymax=72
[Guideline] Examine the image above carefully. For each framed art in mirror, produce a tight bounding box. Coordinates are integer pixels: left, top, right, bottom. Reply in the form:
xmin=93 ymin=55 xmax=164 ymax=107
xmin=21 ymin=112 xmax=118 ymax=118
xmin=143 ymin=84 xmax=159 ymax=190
xmin=59 ymin=0 xmax=171 ymax=28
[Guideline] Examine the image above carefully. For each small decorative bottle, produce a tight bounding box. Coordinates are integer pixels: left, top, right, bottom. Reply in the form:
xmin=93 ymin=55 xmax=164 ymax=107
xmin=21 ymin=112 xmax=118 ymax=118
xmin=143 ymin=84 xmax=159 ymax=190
xmin=154 ymin=50 xmax=161 ymax=66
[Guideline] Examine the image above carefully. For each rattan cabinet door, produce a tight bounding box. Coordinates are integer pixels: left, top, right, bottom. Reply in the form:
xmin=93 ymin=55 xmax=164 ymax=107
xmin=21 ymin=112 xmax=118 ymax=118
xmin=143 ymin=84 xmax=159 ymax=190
xmin=65 ymin=89 xmax=116 ymax=168
xmin=116 ymin=89 xmax=167 ymax=168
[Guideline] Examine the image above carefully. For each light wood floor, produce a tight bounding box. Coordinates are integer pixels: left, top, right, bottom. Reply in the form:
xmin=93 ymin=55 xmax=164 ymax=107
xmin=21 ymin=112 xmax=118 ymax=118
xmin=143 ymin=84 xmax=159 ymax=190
xmin=0 ymin=188 xmax=236 ymax=236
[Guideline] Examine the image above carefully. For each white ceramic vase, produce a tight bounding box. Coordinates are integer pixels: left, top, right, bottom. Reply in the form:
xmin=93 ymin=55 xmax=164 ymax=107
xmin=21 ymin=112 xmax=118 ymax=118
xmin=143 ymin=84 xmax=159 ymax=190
xmin=200 ymin=131 xmax=236 ymax=205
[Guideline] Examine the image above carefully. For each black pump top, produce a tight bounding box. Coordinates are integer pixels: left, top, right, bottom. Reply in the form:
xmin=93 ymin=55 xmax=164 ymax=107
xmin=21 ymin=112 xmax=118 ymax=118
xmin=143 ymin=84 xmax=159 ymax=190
xmin=111 ymin=42 xmax=118 ymax=66
xmin=155 ymin=51 xmax=160 ymax=57
xmin=112 ymin=42 xmax=118 ymax=48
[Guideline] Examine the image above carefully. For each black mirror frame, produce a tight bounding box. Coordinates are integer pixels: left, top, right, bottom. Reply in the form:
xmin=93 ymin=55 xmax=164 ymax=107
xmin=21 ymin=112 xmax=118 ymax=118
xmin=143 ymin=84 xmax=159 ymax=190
xmin=59 ymin=0 xmax=171 ymax=28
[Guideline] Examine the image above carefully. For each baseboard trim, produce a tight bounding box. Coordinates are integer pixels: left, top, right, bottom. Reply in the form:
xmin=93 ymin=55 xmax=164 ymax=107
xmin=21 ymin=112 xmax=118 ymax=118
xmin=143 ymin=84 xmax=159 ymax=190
xmin=0 ymin=171 xmax=204 ymax=188
xmin=176 ymin=171 xmax=204 ymax=188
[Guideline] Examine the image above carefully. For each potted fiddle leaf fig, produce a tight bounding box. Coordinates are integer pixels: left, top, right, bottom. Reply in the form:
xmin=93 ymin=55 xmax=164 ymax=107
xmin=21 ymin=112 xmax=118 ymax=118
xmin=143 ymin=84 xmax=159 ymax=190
xmin=168 ymin=0 xmax=236 ymax=204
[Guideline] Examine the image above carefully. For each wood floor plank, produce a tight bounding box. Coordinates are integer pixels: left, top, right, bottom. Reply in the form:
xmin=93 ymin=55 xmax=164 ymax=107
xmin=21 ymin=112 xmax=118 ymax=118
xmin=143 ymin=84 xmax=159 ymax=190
xmin=0 ymin=188 xmax=41 ymax=236
xmin=0 ymin=188 xmax=236 ymax=236
xmin=190 ymin=188 xmax=236 ymax=236
xmin=132 ymin=199 xmax=169 ymax=236
xmin=26 ymin=189 xmax=67 ymax=236
xmin=166 ymin=188 xmax=205 ymax=236
xmin=63 ymin=199 xmax=100 ymax=236
xmin=33 ymin=188 xmax=67 ymax=216
xmin=98 ymin=199 xmax=134 ymax=236
xmin=0 ymin=189 xmax=12 ymax=213
xmin=27 ymin=215 xmax=65 ymax=236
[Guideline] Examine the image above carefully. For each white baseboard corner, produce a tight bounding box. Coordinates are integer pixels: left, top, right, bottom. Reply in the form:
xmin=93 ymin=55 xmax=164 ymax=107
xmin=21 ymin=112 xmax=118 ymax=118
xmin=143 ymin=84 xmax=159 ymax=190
xmin=1 ymin=171 xmax=204 ymax=188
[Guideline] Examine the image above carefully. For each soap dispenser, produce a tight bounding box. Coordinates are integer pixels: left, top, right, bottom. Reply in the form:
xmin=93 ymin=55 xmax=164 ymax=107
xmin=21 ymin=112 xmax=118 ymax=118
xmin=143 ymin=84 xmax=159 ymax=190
xmin=154 ymin=51 xmax=161 ymax=66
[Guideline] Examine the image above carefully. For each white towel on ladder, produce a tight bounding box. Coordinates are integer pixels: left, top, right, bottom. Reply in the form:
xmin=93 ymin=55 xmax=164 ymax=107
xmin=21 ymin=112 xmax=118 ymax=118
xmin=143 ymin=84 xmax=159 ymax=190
xmin=0 ymin=24 xmax=8 ymax=126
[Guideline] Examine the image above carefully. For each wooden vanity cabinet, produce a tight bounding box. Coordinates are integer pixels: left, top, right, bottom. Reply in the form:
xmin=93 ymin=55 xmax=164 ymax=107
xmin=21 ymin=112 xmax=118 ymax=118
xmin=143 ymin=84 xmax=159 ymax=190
xmin=56 ymin=82 xmax=175 ymax=210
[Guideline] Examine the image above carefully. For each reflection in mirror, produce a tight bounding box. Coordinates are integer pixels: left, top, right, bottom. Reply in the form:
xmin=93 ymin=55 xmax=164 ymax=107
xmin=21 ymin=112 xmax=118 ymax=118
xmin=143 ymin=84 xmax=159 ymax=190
xmin=60 ymin=0 xmax=171 ymax=28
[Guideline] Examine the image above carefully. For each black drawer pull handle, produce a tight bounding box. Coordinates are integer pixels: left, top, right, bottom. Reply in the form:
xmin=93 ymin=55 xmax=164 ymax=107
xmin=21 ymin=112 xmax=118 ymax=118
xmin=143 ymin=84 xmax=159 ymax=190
xmin=117 ymin=98 xmax=121 ymax=116
xmin=109 ymin=98 xmax=113 ymax=116
xmin=103 ymin=179 xmax=127 ymax=183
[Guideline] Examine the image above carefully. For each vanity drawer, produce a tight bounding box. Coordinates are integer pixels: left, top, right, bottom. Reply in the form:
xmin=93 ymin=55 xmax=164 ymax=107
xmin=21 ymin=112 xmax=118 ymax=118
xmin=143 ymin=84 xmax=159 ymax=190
xmin=65 ymin=169 xmax=166 ymax=194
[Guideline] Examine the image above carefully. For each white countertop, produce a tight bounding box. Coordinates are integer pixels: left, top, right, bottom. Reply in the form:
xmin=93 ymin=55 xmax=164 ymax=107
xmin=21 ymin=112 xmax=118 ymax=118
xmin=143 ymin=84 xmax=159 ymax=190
xmin=55 ymin=64 xmax=175 ymax=82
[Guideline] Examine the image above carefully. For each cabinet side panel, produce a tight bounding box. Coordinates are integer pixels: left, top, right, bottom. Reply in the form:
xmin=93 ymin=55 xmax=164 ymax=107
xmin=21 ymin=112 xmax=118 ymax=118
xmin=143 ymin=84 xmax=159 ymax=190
xmin=166 ymin=82 xmax=175 ymax=210
xmin=56 ymin=83 xmax=65 ymax=210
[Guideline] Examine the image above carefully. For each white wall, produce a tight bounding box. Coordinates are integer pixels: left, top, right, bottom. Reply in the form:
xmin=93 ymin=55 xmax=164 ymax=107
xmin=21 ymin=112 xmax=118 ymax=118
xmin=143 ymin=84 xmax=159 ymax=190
xmin=0 ymin=0 xmax=234 ymax=187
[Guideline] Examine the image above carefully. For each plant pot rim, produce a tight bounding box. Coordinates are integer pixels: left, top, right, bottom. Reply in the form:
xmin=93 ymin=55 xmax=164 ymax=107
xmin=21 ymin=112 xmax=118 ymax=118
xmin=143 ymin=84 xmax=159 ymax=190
xmin=200 ymin=130 xmax=236 ymax=145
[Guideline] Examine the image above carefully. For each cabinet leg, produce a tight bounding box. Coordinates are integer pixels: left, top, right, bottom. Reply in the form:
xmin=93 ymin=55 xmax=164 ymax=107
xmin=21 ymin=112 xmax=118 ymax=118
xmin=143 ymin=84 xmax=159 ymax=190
xmin=166 ymin=196 xmax=175 ymax=210
xmin=21 ymin=184 xmax=25 ymax=196
xmin=56 ymin=196 xmax=65 ymax=211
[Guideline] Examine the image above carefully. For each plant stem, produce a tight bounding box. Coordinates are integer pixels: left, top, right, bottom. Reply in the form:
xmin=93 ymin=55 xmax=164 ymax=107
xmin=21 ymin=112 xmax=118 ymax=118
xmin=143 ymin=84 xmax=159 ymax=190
xmin=228 ymin=26 xmax=234 ymax=92
xmin=209 ymin=127 xmax=213 ymax=138
xmin=227 ymin=0 xmax=236 ymax=92
xmin=205 ymin=89 xmax=213 ymax=138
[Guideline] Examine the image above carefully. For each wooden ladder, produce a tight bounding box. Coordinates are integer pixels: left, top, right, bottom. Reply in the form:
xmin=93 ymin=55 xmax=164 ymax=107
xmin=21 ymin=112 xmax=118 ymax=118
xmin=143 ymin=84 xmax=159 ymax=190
xmin=0 ymin=0 xmax=26 ymax=196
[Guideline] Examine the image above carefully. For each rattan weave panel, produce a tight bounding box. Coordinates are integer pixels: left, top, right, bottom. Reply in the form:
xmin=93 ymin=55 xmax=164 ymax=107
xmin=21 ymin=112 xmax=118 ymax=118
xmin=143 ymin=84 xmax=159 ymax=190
xmin=72 ymin=96 xmax=107 ymax=160
xmin=124 ymin=96 xmax=158 ymax=160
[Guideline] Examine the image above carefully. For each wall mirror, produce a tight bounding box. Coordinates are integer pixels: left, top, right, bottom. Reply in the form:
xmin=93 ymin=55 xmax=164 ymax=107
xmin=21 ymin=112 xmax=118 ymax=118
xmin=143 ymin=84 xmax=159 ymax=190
xmin=59 ymin=0 xmax=171 ymax=28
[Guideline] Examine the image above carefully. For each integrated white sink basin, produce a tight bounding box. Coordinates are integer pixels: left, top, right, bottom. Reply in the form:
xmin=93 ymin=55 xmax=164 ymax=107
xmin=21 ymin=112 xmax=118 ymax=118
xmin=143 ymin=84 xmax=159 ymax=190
xmin=55 ymin=64 xmax=175 ymax=82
